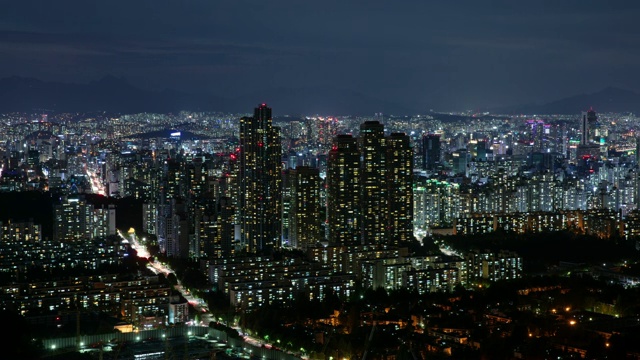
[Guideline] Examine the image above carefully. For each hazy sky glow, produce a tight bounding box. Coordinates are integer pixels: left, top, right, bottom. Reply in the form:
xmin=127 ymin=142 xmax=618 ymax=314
xmin=1 ymin=1 xmax=639 ymax=111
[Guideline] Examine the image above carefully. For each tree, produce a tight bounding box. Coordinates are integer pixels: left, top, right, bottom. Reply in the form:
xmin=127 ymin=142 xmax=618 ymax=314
xmin=166 ymin=273 xmax=178 ymax=286
xmin=0 ymin=310 xmax=43 ymax=359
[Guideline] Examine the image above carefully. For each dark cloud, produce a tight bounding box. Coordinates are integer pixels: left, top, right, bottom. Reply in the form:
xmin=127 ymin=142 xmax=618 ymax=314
xmin=1 ymin=0 xmax=639 ymax=111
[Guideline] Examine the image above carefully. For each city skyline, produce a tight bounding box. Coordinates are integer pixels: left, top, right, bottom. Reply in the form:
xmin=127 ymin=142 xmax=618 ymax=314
xmin=1 ymin=102 xmax=640 ymax=358
xmin=4 ymin=1 xmax=640 ymax=357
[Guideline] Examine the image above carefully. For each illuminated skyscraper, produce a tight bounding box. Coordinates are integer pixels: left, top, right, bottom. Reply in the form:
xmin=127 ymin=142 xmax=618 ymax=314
xmin=54 ymin=195 xmax=89 ymax=242
xmin=587 ymin=107 xmax=598 ymax=140
xmin=289 ymin=166 xmax=321 ymax=250
xmin=422 ymin=134 xmax=441 ymax=170
xmin=387 ymin=133 xmax=413 ymax=245
xmin=281 ymin=169 xmax=293 ymax=244
xmin=215 ymin=197 xmax=235 ymax=257
xmin=577 ymin=107 xmax=600 ymax=161
xmin=527 ymin=119 xmax=546 ymax=153
xmin=578 ymin=107 xmax=598 ymax=146
xmin=54 ymin=195 xmax=116 ymax=242
xmin=328 ymin=124 xmax=414 ymax=247
xmin=359 ymin=121 xmax=387 ymax=245
xmin=327 ymin=135 xmax=361 ymax=245
xmin=164 ymin=159 xmax=182 ymax=202
xmin=238 ymin=104 xmax=282 ymax=253
xmin=452 ymin=149 xmax=469 ymax=177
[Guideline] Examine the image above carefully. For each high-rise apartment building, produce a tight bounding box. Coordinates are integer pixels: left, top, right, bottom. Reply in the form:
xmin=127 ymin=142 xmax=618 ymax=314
xmin=527 ymin=120 xmax=546 ymax=153
xmin=164 ymin=159 xmax=182 ymax=202
xmin=359 ymin=121 xmax=387 ymax=245
xmin=327 ymin=123 xmax=414 ymax=247
xmin=452 ymin=149 xmax=469 ymax=177
xmin=289 ymin=166 xmax=322 ymax=250
xmin=387 ymin=133 xmax=413 ymax=246
xmin=580 ymin=109 xmax=598 ymax=146
xmin=54 ymin=195 xmax=116 ymax=242
xmin=55 ymin=197 xmax=85 ymax=242
xmin=577 ymin=108 xmax=600 ymax=161
xmin=238 ymin=104 xmax=282 ymax=253
xmin=215 ymin=197 xmax=235 ymax=257
xmin=281 ymin=170 xmax=293 ymax=244
xmin=327 ymin=135 xmax=361 ymax=245
xmin=159 ymin=197 xmax=188 ymax=258
xmin=422 ymin=134 xmax=441 ymax=170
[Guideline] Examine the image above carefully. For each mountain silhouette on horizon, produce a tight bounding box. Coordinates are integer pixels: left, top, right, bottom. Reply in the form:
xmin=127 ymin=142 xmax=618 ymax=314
xmin=0 ymin=76 xmax=418 ymax=116
xmin=0 ymin=75 xmax=227 ymax=114
xmin=490 ymin=86 xmax=640 ymax=115
xmin=1 ymin=76 xmax=636 ymax=116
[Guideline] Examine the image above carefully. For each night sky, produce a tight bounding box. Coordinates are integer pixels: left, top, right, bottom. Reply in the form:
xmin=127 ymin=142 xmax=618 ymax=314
xmin=1 ymin=1 xmax=639 ymax=111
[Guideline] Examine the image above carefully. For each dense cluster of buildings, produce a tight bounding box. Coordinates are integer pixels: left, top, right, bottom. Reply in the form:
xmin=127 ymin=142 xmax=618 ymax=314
xmin=0 ymin=273 xmax=188 ymax=330
xmin=2 ymin=103 xmax=640 ymax=327
xmin=204 ymin=246 xmax=520 ymax=310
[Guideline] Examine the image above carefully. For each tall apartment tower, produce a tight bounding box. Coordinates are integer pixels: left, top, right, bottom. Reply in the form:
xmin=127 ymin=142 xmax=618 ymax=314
xmin=281 ymin=169 xmax=293 ymax=244
xmin=54 ymin=195 xmax=89 ymax=242
xmin=216 ymin=197 xmax=235 ymax=257
xmin=452 ymin=149 xmax=469 ymax=177
xmin=387 ymin=133 xmax=414 ymax=246
xmin=289 ymin=166 xmax=322 ymax=250
xmin=580 ymin=112 xmax=590 ymax=146
xmin=327 ymin=135 xmax=361 ymax=245
xmin=54 ymin=195 xmax=116 ymax=242
xmin=327 ymin=125 xmax=414 ymax=247
xmin=238 ymin=104 xmax=282 ymax=253
xmin=587 ymin=107 xmax=598 ymax=140
xmin=577 ymin=107 xmax=600 ymax=161
xmin=422 ymin=134 xmax=441 ymax=170
xmin=359 ymin=121 xmax=387 ymax=245
xmin=580 ymin=107 xmax=598 ymax=145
